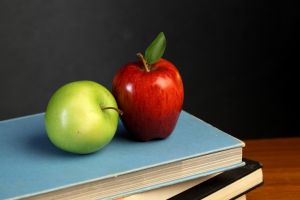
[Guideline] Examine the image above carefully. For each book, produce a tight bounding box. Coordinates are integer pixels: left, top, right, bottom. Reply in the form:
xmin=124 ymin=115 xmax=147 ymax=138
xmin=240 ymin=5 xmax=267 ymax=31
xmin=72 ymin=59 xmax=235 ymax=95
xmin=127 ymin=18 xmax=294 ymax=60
xmin=117 ymin=159 xmax=262 ymax=200
xmin=0 ymin=111 xmax=244 ymax=200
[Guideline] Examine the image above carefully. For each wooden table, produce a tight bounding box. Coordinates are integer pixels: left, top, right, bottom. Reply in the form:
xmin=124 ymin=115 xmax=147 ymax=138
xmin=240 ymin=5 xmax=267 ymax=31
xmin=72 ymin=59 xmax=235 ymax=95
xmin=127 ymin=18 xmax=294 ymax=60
xmin=243 ymin=137 xmax=300 ymax=200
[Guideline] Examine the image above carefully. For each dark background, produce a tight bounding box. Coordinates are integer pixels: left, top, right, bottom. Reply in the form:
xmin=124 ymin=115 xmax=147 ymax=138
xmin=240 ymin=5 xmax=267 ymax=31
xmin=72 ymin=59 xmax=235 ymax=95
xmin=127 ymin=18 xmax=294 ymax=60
xmin=0 ymin=0 xmax=299 ymax=139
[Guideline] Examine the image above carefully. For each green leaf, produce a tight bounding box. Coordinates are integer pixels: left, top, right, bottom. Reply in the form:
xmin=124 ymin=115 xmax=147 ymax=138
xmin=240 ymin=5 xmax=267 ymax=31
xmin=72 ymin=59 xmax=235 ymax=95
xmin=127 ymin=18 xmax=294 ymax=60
xmin=144 ymin=32 xmax=166 ymax=64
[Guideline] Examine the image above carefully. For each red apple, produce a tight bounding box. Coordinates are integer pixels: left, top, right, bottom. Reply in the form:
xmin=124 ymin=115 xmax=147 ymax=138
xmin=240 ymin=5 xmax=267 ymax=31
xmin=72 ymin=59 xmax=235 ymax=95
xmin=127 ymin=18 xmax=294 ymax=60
xmin=112 ymin=33 xmax=184 ymax=141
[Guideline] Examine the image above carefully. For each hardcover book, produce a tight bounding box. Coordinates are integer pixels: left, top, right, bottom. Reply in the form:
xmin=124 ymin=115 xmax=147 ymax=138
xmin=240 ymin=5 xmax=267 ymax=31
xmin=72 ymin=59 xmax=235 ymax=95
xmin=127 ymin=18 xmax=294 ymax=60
xmin=0 ymin=111 xmax=244 ymax=199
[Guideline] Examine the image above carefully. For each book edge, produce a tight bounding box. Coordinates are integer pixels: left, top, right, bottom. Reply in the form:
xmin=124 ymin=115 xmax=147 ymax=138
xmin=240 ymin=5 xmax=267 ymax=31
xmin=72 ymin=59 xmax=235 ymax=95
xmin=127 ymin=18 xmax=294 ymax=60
xmin=107 ymin=161 xmax=245 ymax=200
xmin=230 ymin=181 xmax=264 ymax=200
xmin=0 ymin=112 xmax=44 ymax=123
xmin=168 ymin=159 xmax=262 ymax=200
xmin=184 ymin=111 xmax=245 ymax=148
xmin=9 ymin=162 xmax=245 ymax=200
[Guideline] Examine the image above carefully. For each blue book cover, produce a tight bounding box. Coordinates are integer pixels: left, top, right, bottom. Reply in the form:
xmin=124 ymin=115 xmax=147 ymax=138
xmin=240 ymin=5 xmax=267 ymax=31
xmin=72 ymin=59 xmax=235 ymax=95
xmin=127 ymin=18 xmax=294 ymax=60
xmin=0 ymin=111 xmax=244 ymax=200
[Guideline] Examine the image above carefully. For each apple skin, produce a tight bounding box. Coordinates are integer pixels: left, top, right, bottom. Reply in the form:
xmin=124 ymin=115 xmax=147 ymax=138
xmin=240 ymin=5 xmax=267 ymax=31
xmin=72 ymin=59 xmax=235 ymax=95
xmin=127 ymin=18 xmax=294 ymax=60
xmin=112 ymin=58 xmax=184 ymax=141
xmin=45 ymin=81 xmax=119 ymax=154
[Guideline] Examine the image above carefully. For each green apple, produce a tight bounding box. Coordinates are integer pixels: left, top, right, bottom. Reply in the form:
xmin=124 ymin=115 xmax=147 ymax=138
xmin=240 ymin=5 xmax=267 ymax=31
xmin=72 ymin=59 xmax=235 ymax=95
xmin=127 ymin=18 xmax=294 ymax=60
xmin=45 ymin=81 xmax=121 ymax=154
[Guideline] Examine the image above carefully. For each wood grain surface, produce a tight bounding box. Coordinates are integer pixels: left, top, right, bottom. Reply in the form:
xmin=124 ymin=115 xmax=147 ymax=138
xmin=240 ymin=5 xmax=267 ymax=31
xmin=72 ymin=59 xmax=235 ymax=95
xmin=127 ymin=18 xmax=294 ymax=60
xmin=244 ymin=137 xmax=300 ymax=200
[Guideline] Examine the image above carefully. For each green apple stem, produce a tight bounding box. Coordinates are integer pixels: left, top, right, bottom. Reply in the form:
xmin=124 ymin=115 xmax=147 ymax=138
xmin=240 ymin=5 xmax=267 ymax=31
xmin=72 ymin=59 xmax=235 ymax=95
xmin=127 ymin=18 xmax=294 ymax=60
xmin=137 ymin=53 xmax=150 ymax=72
xmin=101 ymin=106 xmax=123 ymax=115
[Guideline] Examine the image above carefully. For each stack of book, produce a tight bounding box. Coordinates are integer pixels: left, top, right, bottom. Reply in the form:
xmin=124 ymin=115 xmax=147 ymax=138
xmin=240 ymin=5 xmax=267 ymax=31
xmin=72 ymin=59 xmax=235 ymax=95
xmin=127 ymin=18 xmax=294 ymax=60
xmin=0 ymin=111 xmax=263 ymax=200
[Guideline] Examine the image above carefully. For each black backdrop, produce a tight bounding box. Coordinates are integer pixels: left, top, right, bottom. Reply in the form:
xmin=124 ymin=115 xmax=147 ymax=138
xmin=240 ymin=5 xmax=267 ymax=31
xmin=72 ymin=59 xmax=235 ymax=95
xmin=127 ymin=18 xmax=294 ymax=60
xmin=0 ymin=0 xmax=299 ymax=139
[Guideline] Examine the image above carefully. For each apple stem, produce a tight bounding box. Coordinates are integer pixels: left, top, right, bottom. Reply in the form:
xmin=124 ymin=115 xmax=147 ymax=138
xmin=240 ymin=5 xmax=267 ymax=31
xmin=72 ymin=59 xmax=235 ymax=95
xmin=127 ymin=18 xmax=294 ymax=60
xmin=137 ymin=53 xmax=150 ymax=72
xmin=101 ymin=106 xmax=123 ymax=115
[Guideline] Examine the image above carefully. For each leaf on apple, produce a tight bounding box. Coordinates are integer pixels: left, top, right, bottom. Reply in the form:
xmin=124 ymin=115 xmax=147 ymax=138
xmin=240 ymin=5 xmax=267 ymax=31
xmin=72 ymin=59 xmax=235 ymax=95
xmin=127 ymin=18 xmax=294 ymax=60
xmin=144 ymin=32 xmax=166 ymax=64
